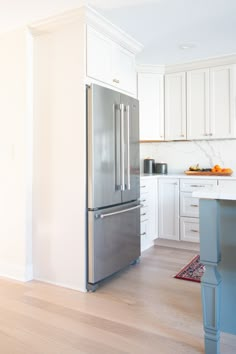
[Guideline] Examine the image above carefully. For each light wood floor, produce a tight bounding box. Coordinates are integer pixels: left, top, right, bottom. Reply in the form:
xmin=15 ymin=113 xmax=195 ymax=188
xmin=0 ymin=244 xmax=235 ymax=354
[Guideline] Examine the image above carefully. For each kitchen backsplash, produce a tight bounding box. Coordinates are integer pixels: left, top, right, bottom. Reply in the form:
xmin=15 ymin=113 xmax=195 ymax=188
xmin=140 ymin=140 xmax=236 ymax=174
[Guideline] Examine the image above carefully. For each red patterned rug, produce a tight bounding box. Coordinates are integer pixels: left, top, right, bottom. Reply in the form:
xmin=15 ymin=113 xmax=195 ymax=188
xmin=174 ymin=255 xmax=205 ymax=283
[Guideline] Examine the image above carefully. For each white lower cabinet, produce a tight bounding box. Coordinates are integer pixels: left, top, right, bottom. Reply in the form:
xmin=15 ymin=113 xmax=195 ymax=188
xmin=140 ymin=177 xmax=158 ymax=252
xmin=158 ymin=178 xmax=179 ymax=241
xmin=179 ymin=178 xmax=217 ymax=242
xmin=180 ymin=217 xmax=200 ymax=242
xmin=141 ymin=176 xmax=223 ymax=245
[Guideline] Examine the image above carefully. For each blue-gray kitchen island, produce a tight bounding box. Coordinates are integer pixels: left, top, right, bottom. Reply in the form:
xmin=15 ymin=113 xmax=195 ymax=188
xmin=193 ymin=186 xmax=236 ymax=354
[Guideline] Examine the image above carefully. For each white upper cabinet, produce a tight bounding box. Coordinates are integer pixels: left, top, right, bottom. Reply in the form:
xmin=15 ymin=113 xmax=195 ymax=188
xmin=112 ymin=44 xmax=136 ymax=95
xmin=86 ymin=26 xmax=136 ymax=95
xmin=187 ymin=68 xmax=210 ymax=140
xmin=209 ymin=65 xmax=235 ymax=139
xmin=165 ymin=72 xmax=186 ymax=140
xmin=86 ymin=26 xmax=112 ymax=84
xmin=138 ymin=72 xmax=164 ymax=141
xmin=187 ymin=65 xmax=236 ymax=140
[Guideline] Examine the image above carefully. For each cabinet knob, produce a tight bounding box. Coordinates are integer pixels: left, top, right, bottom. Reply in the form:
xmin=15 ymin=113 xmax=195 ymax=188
xmin=113 ymin=78 xmax=120 ymax=84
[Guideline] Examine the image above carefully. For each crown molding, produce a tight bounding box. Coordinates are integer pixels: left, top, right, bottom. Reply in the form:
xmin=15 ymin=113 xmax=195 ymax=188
xmin=28 ymin=5 xmax=143 ymax=54
xmin=136 ymin=64 xmax=165 ymax=74
xmin=165 ymin=54 xmax=236 ymax=73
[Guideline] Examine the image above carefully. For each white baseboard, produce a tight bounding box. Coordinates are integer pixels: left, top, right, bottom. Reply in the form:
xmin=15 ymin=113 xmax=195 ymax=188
xmin=141 ymin=240 xmax=155 ymax=253
xmin=33 ymin=276 xmax=87 ymax=292
xmin=155 ymin=238 xmax=200 ymax=252
xmin=0 ymin=262 xmax=33 ymax=282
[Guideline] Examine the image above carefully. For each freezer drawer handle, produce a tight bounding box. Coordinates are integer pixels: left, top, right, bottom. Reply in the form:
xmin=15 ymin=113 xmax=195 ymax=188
xmin=96 ymin=204 xmax=142 ymax=219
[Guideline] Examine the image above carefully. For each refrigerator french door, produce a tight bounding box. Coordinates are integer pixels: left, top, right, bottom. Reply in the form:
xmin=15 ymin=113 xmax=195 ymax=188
xmin=87 ymin=84 xmax=140 ymax=290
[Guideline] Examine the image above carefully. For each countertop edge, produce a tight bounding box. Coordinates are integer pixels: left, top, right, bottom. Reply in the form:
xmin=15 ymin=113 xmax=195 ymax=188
xmin=140 ymin=173 xmax=236 ymax=180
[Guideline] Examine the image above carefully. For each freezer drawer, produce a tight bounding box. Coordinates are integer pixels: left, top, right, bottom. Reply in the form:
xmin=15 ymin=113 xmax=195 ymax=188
xmin=87 ymin=202 xmax=141 ymax=285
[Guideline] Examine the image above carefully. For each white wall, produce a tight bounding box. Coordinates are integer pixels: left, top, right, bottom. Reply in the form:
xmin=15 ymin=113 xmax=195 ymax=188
xmin=33 ymin=21 xmax=87 ymax=292
xmin=0 ymin=28 xmax=33 ymax=280
xmin=140 ymin=139 xmax=236 ymax=175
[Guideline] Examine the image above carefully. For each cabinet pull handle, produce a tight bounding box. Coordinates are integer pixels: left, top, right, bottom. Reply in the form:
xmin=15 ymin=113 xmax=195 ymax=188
xmin=140 ymin=199 xmax=146 ymax=202
xmin=190 ymin=204 xmax=199 ymax=207
xmin=190 ymin=184 xmax=205 ymax=188
xmin=141 ymin=232 xmax=146 ymax=236
xmin=191 ymin=229 xmax=199 ymax=233
xmin=140 ymin=186 xmax=146 ymax=188
xmin=180 ymin=134 xmax=185 ymax=137
xmin=113 ymin=78 xmax=120 ymax=84
xmin=141 ymin=213 xmax=146 ymax=216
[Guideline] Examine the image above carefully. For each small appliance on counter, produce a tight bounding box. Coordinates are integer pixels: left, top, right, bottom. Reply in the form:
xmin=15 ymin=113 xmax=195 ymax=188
xmin=154 ymin=162 xmax=168 ymax=174
xmin=144 ymin=158 xmax=155 ymax=174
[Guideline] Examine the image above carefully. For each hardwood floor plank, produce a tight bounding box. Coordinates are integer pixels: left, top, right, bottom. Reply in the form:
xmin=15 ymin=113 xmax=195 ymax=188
xmin=0 ymin=244 xmax=235 ymax=353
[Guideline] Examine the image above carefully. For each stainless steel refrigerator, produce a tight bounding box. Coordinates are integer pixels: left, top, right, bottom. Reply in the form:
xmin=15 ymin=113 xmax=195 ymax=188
xmin=87 ymin=84 xmax=140 ymax=291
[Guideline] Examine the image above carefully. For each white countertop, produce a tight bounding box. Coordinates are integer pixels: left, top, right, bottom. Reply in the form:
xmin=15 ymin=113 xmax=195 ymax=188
xmin=141 ymin=173 xmax=236 ymax=180
xmin=192 ymin=185 xmax=236 ymax=200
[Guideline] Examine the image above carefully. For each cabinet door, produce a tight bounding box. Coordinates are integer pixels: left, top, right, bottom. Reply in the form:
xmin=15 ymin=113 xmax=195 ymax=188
xmin=210 ymin=65 xmax=236 ymax=139
xmin=138 ymin=73 xmax=164 ymax=141
xmin=86 ymin=26 xmax=112 ymax=84
xmin=165 ymin=72 xmax=186 ymax=140
xmin=158 ymin=178 xmax=179 ymax=240
xmin=187 ymin=68 xmax=210 ymax=140
xmin=112 ymin=44 xmax=136 ymax=95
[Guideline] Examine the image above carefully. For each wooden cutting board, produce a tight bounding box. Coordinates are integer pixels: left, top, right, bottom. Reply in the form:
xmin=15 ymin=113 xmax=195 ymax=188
xmin=184 ymin=171 xmax=233 ymax=176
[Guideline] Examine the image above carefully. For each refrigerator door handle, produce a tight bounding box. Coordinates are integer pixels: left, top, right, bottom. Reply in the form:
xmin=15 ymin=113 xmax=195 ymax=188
xmin=96 ymin=204 xmax=142 ymax=219
xmin=114 ymin=103 xmax=121 ymax=190
xmin=126 ymin=105 xmax=131 ymax=190
xmin=120 ymin=103 xmax=125 ymax=191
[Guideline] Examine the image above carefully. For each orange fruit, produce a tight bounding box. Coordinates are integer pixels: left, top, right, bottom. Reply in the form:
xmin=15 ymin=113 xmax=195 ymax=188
xmin=223 ymin=168 xmax=233 ymax=173
xmin=213 ymin=164 xmax=222 ymax=172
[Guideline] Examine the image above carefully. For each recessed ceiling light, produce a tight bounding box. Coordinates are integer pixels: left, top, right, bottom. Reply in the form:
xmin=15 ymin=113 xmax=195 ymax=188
xmin=179 ymin=43 xmax=196 ymax=50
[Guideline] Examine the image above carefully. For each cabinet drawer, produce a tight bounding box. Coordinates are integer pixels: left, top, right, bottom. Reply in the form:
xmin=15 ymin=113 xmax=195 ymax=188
xmin=180 ymin=192 xmax=199 ymax=217
xmin=140 ymin=205 xmax=148 ymax=222
xmin=140 ymin=183 xmax=149 ymax=194
xmin=180 ymin=178 xmax=217 ymax=192
xmin=140 ymin=220 xmax=148 ymax=237
xmin=180 ymin=217 xmax=199 ymax=243
xmin=140 ymin=194 xmax=149 ymax=207
xmin=218 ymin=180 xmax=236 ymax=189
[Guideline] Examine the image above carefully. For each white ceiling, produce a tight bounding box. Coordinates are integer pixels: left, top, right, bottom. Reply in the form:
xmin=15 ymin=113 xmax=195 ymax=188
xmin=1 ymin=0 xmax=236 ymax=65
